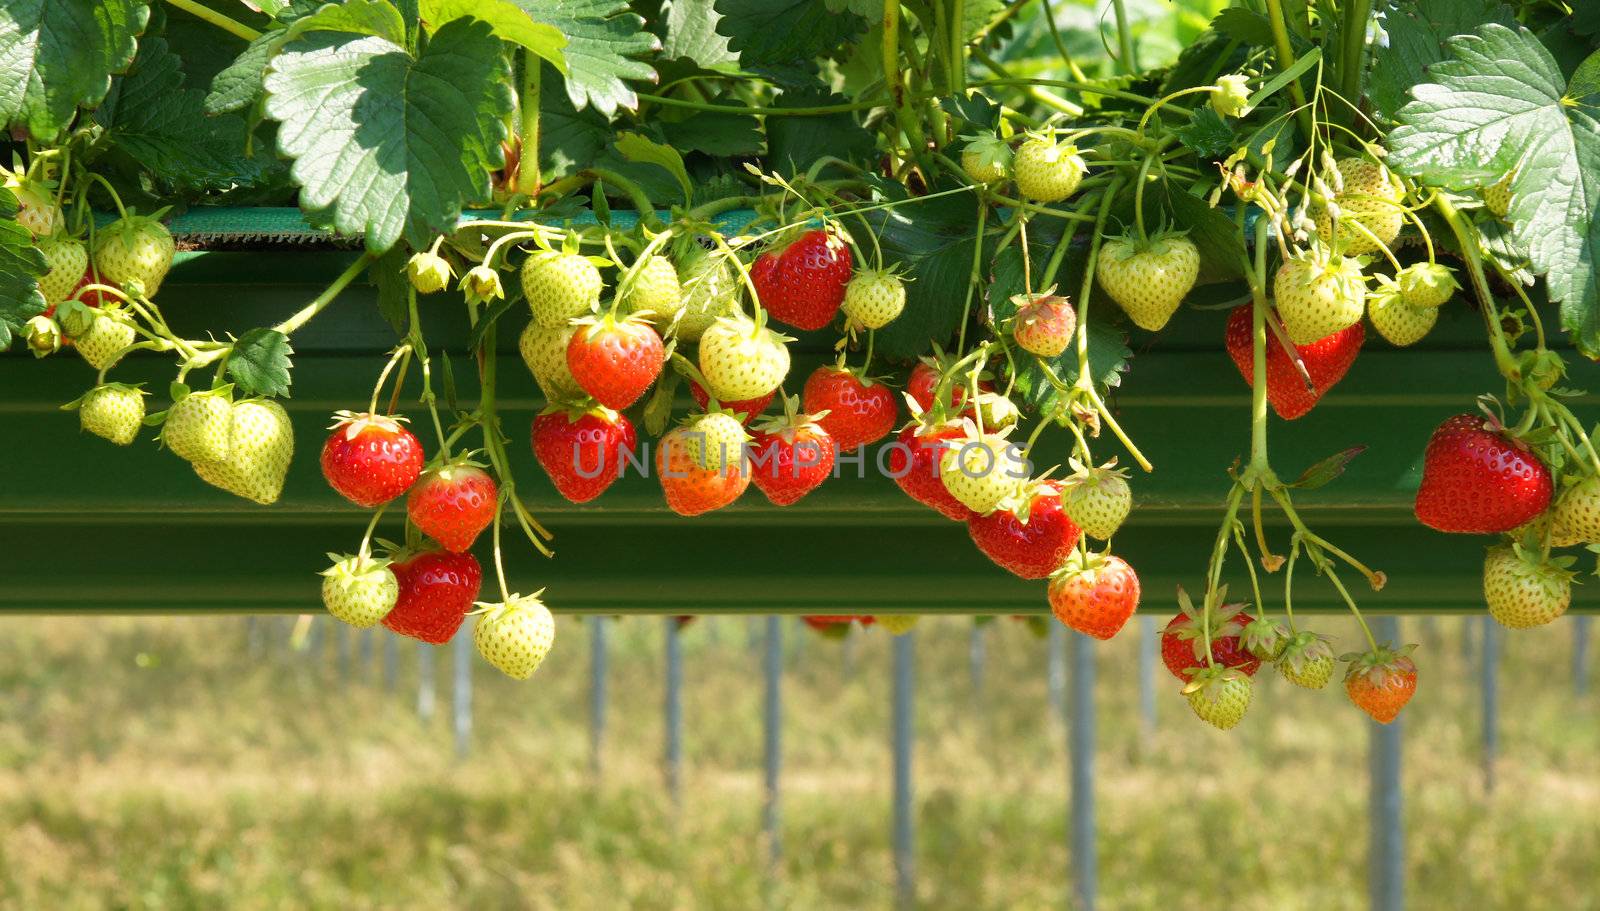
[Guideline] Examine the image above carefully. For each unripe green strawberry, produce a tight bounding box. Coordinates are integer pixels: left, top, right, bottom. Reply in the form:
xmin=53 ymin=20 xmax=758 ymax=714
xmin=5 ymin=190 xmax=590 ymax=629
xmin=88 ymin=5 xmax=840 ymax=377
xmin=76 ymin=383 xmax=146 ymax=446
xmin=1483 ymin=171 xmax=1514 ymax=218
xmin=407 ymin=250 xmax=452 ymax=294
xmin=1314 ymin=157 xmax=1404 ymax=255
xmin=1210 ymin=74 xmax=1251 ymax=118
xmin=320 ymin=553 xmax=398 ymax=628
xmin=620 ymin=254 xmax=681 ymax=318
xmin=519 ymin=321 xmax=584 ymax=401
xmin=939 ymin=429 xmax=1029 ymax=514
xmin=1367 ymin=285 xmax=1436 ymax=347
xmin=1552 ymin=475 xmax=1600 ymax=545
xmin=840 ymin=269 xmax=906 ymax=330
xmin=523 ymin=250 xmax=602 ymax=327
xmin=1096 ymin=233 xmax=1200 ymax=332
xmin=193 ymin=398 xmax=295 ymax=505
xmin=25 ymin=315 xmax=61 ymax=358
xmin=459 ymin=265 xmax=504 ymax=304
xmin=1395 ymin=262 xmax=1458 ymax=308
xmin=685 ymin=410 xmax=750 ymax=472
xmin=1183 ymin=666 xmax=1252 ymax=730
xmin=37 ymin=234 xmax=87 ymax=305
xmin=1276 ymin=631 xmax=1335 ymax=689
xmin=163 ymin=387 xmax=234 ymax=463
xmin=75 ymin=310 xmax=137 ymax=371
xmin=93 ymin=214 xmax=175 ymax=297
xmin=878 ymin=615 xmax=920 ymax=635
xmin=6 ymin=176 xmax=59 ymax=236
xmin=474 ymin=591 xmax=557 ymax=680
xmin=1013 ymin=136 xmax=1087 ymax=202
xmin=674 ymin=252 xmax=740 ymax=341
xmin=1062 ymin=460 xmax=1132 ymax=540
xmin=960 ymin=134 xmax=1012 ymax=184
xmin=1011 ymin=292 xmax=1076 ymax=357
xmin=699 ymin=312 xmax=791 ymax=401
xmin=1483 ymin=543 xmax=1573 ymax=629
xmin=1274 ymin=251 xmax=1366 ymax=345
xmin=971 ymin=391 xmax=1020 ymax=430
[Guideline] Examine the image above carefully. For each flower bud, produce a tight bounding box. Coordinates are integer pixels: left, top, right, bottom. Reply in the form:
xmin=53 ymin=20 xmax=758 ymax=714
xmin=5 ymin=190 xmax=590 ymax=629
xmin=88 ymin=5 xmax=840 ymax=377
xmin=1210 ymin=74 xmax=1251 ymax=118
xmin=25 ymin=314 xmax=61 ymax=357
xmin=460 ymin=265 xmax=504 ymax=303
xmin=407 ymin=251 xmax=453 ymax=294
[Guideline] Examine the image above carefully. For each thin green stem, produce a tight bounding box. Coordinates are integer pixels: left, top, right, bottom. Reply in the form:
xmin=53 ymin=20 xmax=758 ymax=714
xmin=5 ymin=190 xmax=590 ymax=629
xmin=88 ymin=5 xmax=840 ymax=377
xmin=277 ymin=255 xmax=372 ymax=336
xmin=163 ymin=0 xmax=261 ymax=41
xmin=517 ymin=53 xmax=542 ymax=197
xmin=1262 ymin=0 xmax=1316 ymax=140
xmin=1109 ymin=0 xmax=1138 ymax=74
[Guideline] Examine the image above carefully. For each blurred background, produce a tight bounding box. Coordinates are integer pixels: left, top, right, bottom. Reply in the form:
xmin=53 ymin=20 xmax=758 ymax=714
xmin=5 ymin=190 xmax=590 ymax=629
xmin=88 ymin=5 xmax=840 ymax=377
xmin=2 ymin=612 xmax=1596 ymax=909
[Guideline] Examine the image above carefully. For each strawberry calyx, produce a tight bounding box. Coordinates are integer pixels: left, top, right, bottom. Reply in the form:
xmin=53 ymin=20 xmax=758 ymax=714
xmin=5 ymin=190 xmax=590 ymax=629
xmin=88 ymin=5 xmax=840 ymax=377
xmin=1241 ymin=616 xmax=1290 ymax=661
xmin=751 ymin=393 xmax=828 ymax=444
xmin=537 ymin=400 xmax=624 ymax=425
xmin=1179 ymin=663 xmax=1251 ymax=698
xmin=1339 ymin=642 xmax=1418 ymax=685
xmin=986 ymin=475 xmax=1059 ymax=526
xmin=470 ymin=588 xmax=549 ymax=618
xmin=326 ymin=409 xmax=411 ymax=441
xmin=1277 ymin=629 xmax=1335 ymax=672
xmin=960 ymin=133 xmax=1013 ymax=175
xmin=61 ymin=381 xmax=146 ymax=412
xmin=321 ymin=551 xmax=395 ymax=585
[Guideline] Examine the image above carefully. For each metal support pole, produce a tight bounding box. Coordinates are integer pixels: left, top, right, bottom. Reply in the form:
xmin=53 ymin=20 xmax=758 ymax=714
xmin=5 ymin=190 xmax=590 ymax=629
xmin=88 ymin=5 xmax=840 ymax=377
xmin=417 ymin=642 xmax=435 ymax=720
xmin=842 ymin=632 xmax=858 ymax=679
xmin=1481 ymin=615 xmax=1499 ymax=793
xmin=1138 ymin=615 xmax=1157 ymax=741
xmin=1369 ymin=615 xmax=1404 ymax=911
xmin=383 ymin=634 xmax=398 ymax=692
xmin=590 ymin=616 xmax=608 ymax=776
xmin=359 ymin=627 xmax=373 ymax=677
xmin=1048 ymin=621 xmax=1066 ymax=720
xmin=665 ymin=616 xmax=683 ymax=804
xmin=892 ymin=631 xmax=915 ymax=907
xmin=1574 ymin=615 xmax=1591 ymax=697
xmin=245 ymin=616 xmax=261 ymax=658
xmin=969 ymin=622 xmax=986 ymax=697
xmin=453 ymin=630 xmax=472 ymax=758
xmin=1459 ymin=614 xmax=1474 ymax=664
xmin=306 ymin=615 xmax=324 ymax=666
xmin=336 ymin=622 xmax=349 ymax=679
xmin=1069 ymin=631 xmax=1097 ymax=911
xmin=763 ymin=616 xmax=783 ymax=871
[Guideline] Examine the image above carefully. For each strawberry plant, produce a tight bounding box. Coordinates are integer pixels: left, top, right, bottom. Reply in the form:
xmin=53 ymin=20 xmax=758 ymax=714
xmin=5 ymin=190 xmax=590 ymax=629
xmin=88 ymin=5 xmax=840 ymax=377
xmin=0 ymin=0 xmax=1596 ymax=721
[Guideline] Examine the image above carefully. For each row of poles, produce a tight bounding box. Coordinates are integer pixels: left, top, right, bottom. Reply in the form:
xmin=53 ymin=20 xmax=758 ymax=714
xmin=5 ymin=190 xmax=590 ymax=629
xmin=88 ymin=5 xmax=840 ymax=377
xmin=244 ymin=612 xmax=1594 ymax=910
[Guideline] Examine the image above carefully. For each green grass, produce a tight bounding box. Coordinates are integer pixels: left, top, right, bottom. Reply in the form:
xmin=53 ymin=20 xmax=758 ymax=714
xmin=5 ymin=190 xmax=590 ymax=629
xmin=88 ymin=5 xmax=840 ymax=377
xmin=0 ymin=613 xmax=1597 ymax=909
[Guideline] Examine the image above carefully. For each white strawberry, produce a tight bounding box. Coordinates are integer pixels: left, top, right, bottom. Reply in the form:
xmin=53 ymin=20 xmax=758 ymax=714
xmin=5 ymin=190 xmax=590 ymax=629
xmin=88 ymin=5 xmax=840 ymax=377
xmin=474 ymin=592 xmax=557 ymax=679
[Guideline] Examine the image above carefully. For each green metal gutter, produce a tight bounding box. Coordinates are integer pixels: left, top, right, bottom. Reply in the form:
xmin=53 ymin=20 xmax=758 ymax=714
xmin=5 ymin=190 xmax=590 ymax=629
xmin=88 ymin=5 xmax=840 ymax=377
xmin=1 ymin=232 xmax=1594 ymax=616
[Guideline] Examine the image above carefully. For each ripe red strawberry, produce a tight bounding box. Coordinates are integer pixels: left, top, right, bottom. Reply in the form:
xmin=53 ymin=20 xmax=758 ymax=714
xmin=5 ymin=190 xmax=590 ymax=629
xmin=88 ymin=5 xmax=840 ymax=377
xmin=689 ymin=379 xmax=774 ymax=424
xmin=566 ymin=312 xmax=664 ymax=410
xmin=751 ymin=228 xmax=853 ymax=330
xmin=656 ymin=425 xmax=750 ymax=516
xmin=1344 ymin=645 xmax=1418 ymax=724
xmin=749 ymin=400 xmax=837 ymax=506
xmin=319 ymin=411 xmax=425 ymax=507
xmin=530 ymin=405 xmax=637 ymax=504
xmin=384 ymin=549 xmax=483 ymax=644
xmin=1160 ymin=590 xmax=1261 ymax=680
xmin=968 ymin=479 xmax=1081 ymax=579
xmin=1224 ymin=305 xmax=1363 ymax=420
xmin=406 ymin=460 xmax=498 ymax=552
xmin=1414 ymin=413 xmax=1552 ymax=534
xmin=802 ymin=365 xmax=896 ymax=450
xmin=889 ymin=420 xmax=976 ymax=521
xmin=1048 ymin=551 xmax=1140 ymax=640
xmin=906 ymin=359 xmax=995 ymax=415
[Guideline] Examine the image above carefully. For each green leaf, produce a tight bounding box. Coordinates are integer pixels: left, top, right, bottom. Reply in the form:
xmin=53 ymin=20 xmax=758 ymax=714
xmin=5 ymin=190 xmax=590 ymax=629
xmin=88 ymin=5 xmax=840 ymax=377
xmin=1387 ymin=24 xmax=1600 ymax=355
xmin=97 ymin=39 xmax=257 ymax=191
xmin=1175 ymin=108 xmax=1233 ymax=159
xmin=283 ymin=0 xmax=405 ymax=42
xmin=204 ymin=31 xmax=284 ymax=115
xmin=713 ymin=0 xmax=865 ymax=65
xmin=371 ymin=247 xmax=410 ymax=335
xmin=850 ymin=188 xmax=983 ymax=360
xmin=1287 ymin=446 xmax=1366 ymax=490
xmin=263 ymin=11 xmax=513 ymax=253
xmin=0 ymin=196 xmax=47 ymax=350
xmin=228 ymin=328 xmax=295 ymax=397
xmin=538 ymin=64 xmax=613 ymax=179
xmin=514 ymin=0 xmax=659 ymax=118
xmin=614 ymin=132 xmax=692 ymax=202
xmin=660 ymin=0 xmax=737 ymax=69
xmin=421 ymin=0 xmax=566 ymax=71
xmin=1210 ymin=8 xmax=1275 ymax=47
xmin=1368 ymin=0 xmax=1515 ymax=122
xmin=660 ymin=112 xmax=762 ymax=156
xmin=0 ymin=0 xmax=150 ymax=140
xmin=766 ymin=87 xmax=874 ymax=173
